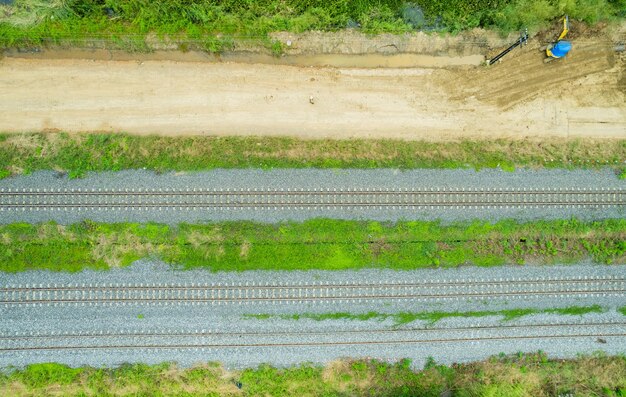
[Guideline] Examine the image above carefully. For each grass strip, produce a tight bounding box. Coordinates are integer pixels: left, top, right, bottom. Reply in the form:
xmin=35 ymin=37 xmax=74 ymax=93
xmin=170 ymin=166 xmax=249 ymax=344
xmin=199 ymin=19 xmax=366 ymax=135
xmin=0 ymin=133 xmax=625 ymax=178
xmin=1 ymin=353 xmax=624 ymax=396
xmin=243 ymin=305 xmax=607 ymax=325
xmin=1 ymin=0 xmax=624 ymax=53
xmin=0 ymin=218 xmax=624 ymax=272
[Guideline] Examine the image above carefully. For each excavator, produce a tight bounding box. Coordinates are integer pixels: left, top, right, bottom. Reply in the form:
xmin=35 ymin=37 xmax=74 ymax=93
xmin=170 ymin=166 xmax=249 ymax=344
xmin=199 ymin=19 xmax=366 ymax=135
xmin=543 ymin=16 xmax=571 ymax=62
xmin=487 ymin=16 xmax=571 ymax=65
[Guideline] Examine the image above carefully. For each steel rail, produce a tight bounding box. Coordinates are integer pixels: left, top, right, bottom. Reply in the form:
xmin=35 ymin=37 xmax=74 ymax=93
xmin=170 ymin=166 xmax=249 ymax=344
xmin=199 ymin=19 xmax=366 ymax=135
xmin=1 ymin=189 xmax=623 ymax=208
xmin=3 ymin=321 xmax=624 ymax=340
xmin=3 ymin=276 xmax=623 ymax=292
xmin=4 ymin=277 xmax=623 ymax=306
xmin=3 ymin=289 xmax=623 ymax=304
xmin=1 ymin=202 xmax=622 ymax=208
xmin=3 ymin=333 xmax=624 ymax=352
xmin=1 ymin=188 xmax=622 ymax=195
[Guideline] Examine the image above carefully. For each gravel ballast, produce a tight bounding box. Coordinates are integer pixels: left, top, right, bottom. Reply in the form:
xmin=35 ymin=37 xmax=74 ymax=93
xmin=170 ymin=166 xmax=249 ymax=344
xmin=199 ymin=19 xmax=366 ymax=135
xmin=0 ymin=168 xmax=623 ymax=223
xmin=1 ymin=262 xmax=624 ymax=369
xmin=1 ymin=168 xmax=624 ymax=368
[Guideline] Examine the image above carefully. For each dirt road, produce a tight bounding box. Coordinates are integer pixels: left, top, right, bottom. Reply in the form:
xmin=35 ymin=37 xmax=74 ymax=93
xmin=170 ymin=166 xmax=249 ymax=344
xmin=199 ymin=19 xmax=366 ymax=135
xmin=0 ymin=39 xmax=624 ymax=140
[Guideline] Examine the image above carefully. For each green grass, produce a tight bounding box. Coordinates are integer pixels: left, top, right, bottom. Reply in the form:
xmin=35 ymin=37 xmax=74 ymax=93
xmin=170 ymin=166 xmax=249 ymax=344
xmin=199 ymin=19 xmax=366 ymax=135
xmin=243 ymin=305 xmax=607 ymax=325
xmin=0 ymin=133 xmax=624 ymax=178
xmin=620 ymin=306 xmax=626 ymax=316
xmin=4 ymin=363 xmax=83 ymax=389
xmin=545 ymin=306 xmax=607 ymax=316
xmin=1 ymin=353 xmax=625 ymax=396
xmin=0 ymin=218 xmax=624 ymax=272
xmin=244 ymin=313 xmax=273 ymax=320
xmin=1 ymin=0 xmax=624 ymax=53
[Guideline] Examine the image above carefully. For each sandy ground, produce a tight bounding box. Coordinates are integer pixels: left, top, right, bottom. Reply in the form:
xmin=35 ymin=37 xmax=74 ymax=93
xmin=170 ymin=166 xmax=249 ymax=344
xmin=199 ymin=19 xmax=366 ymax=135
xmin=0 ymin=37 xmax=624 ymax=140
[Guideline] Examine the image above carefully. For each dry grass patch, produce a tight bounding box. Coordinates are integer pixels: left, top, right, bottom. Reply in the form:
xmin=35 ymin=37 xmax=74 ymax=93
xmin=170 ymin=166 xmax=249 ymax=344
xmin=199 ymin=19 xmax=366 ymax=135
xmin=560 ymin=354 xmax=626 ymax=393
xmin=186 ymin=228 xmax=227 ymax=260
xmin=453 ymin=353 xmax=626 ymax=397
xmin=472 ymin=360 xmax=543 ymax=392
xmin=368 ymin=237 xmax=393 ymax=259
xmin=0 ymin=232 xmax=12 ymax=245
xmin=0 ymin=381 xmax=28 ymax=397
xmin=42 ymin=383 xmax=84 ymax=397
xmin=321 ymin=360 xmax=349 ymax=383
xmin=3 ymin=133 xmax=42 ymax=151
xmin=239 ymin=240 xmax=251 ymax=258
xmin=36 ymin=223 xmax=73 ymax=240
xmin=188 ymin=228 xmax=224 ymax=247
xmin=90 ymin=231 xmax=155 ymax=267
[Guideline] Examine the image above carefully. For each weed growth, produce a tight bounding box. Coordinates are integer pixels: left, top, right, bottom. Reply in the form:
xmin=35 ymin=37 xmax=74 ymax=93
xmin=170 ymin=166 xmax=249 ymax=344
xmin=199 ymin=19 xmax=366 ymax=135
xmin=0 ymin=133 xmax=624 ymax=178
xmin=1 ymin=0 xmax=624 ymax=51
xmin=1 ymin=353 xmax=625 ymax=396
xmin=0 ymin=219 xmax=623 ymax=272
xmin=243 ymin=305 xmax=607 ymax=326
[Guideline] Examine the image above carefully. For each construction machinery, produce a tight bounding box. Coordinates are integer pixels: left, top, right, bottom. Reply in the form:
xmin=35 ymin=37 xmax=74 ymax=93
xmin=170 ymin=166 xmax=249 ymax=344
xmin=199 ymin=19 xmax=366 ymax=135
xmin=486 ymin=29 xmax=528 ymax=65
xmin=544 ymin=16 xmax=571 ymax=62
xmin=487 ymin=16 xmax=572 ymax=65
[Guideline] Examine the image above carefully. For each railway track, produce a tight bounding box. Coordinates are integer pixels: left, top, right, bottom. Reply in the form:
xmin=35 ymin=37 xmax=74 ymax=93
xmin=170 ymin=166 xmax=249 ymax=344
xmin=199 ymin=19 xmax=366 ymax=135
xmin=3 ymin=276 xmax=624 ymax=305
xmin=2 ymin=322 xmax=624 ymax=352
xmin=0 ymin=187 xmax=623 ymax=210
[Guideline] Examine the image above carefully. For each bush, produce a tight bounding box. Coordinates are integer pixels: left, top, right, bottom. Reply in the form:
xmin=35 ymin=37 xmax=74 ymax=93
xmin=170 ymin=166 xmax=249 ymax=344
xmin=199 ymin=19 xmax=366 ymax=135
xmin=402 ymin=3 xmax=426 ymax=29
xmin=558 ymin=0 xmax=616 ymax=24
xmin=1 ymin=0 xmax=623 ymax=51
xmin=11 ymin=363 xmax=83 ymax=388
xmin=492 ymin=0 xmax=558 ymax=32
xmin=359 ymin=4 xmax=410 ymax=33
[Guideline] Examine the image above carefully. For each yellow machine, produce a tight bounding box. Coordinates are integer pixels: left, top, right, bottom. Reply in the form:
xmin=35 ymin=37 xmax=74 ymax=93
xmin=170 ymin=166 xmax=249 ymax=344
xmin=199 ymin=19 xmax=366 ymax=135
xmin=545 ymin=16 xmax=571 ymax=61
xmin=555 ymin=15 xmax=569 ymax=41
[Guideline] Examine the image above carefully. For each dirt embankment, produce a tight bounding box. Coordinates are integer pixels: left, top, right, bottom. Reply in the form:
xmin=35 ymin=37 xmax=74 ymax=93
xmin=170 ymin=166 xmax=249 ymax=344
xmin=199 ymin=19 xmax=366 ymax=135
xmin=0 ymin=26 xmax=624 ymax=141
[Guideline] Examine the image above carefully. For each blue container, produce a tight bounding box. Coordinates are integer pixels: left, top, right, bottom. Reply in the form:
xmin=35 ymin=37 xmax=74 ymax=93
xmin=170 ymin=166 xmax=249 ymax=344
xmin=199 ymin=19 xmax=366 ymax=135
xmin=551 ymin=41 xmax=572 ymax=58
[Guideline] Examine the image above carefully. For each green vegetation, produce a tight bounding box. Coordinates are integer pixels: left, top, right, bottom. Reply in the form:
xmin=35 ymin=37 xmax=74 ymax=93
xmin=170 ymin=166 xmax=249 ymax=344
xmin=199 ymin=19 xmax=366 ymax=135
xmin=545 ymin=305 xmax=607 ymax=316
xmin=0 ymin=133 xmax=624 ymax=178
xmin=1 ymin=218 xmax=624 ymax=272
xmin=245 ymin=305 xmax=607 ymax=325
xmin=620 ymin=306 xmax=626 ymax=316
xmin=1 ymin=353 xmax=625 ymax=396
xmin=1 ymin=0 xmax=625 ymax=53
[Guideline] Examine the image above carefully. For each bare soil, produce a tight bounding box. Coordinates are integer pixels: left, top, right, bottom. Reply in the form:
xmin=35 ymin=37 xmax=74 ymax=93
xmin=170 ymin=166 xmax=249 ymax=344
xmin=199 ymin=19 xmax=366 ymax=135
xmin=0 ymin=35 xmax=623 ymax=140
